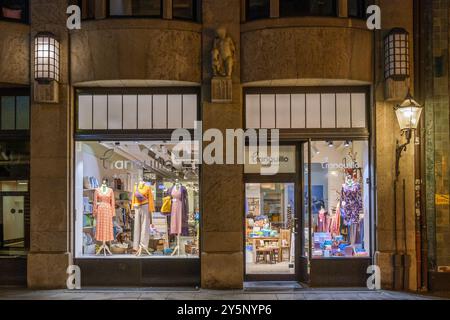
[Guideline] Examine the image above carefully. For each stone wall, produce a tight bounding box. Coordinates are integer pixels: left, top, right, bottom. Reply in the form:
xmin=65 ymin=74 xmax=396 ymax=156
xmin=241 ymin=19 xmax=373 ymax=84
xmin=28 ymin=0 xmax=71 ymax=289
xmin=374 ymin=0 xmax=418 ymax=291
xmin=70 ymin=19 xmax=202 ymax=85
xmin=424 ymin=0 xmax=450 ymax=271
xmin=0 ymin=22 xmax=30 ymax=86
xmin=201 ymin=0 xmax=244 ymax=289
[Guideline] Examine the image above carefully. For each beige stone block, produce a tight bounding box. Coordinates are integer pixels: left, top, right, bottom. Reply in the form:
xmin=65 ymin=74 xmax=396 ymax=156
xmin=28 ymin=252 xmax=71 ymax=289
xmin=203 ymin=103 xmax=243 ymax=132
xmin=201 ymin=252 xmax=243 ymax=289
xmin=241 ymin=25 xmax=372 ymax=84
xmin=30 ymin=158 xmax=68 ymax=179
xmin=202 ymin=165 xmax=244 ymax=232
xmin=30 ymin=231 xmax=68 ymax=252
xmin=374 ymin=251 xmax=394 ymax=290
xmin=70 ymin=23 xmax=202 ymax=85
xmin=203 ymin=231 xmax=243 ymax=253
xmin=0 ymin=22 xmax=30 ymax=85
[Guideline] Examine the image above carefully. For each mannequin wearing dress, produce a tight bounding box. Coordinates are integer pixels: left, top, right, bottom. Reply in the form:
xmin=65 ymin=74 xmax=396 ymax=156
xmin=93 ymin=180 xmax=115 ymax=255
xmin=167 ymin=179 xmax=188 ymax=256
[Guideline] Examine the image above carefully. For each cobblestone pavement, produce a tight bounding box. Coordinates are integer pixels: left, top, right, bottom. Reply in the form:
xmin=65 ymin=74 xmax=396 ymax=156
xmin=0 ymin=288 xmax=443 ymax=300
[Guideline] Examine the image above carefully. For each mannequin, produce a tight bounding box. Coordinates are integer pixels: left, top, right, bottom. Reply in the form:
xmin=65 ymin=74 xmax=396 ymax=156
xmin=167 ymin=179 xmax=189 ymax=256
xmin=132 ymin=178 xmax=155 ymax=256
xmin=94 ymin=179 xmax=114 ymax=256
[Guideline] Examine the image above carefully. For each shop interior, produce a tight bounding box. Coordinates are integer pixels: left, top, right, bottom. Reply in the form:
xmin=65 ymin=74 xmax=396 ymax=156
xmin=245 ymin=182 xmax=296 ymax=275
xmin=75 ymin=140 xmax=200 ymax=259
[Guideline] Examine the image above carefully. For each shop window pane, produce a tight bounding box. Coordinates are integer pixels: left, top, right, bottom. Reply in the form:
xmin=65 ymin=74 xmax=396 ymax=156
xmin=168 ymin=95 xmax=182 ymax=129
xmin=153 ymin=95 xmax=167 ymax=129
xmin=93 ymin=95 xmax=108 ymax=130
xmin=74 ymin=141 xmax=200 ymax=259
xmin=351 ymin=93 xmax=366 ymax=128
xmin=308 ymin=141 xmax=370 ymax=259
xmin=246 ymin=0 xmax=270 ymax=21
xmin=280 ymin=0 xmax=337 ymax=17
xmin=182 ymin=95 xmax=197 ymax=129
xmin=291 ymin=94 xmax=306 ymax=129
xmin=15 ymin=96 xmax=29 ymax=130
xmin=109 ymin=0 xmax=162 ymax=17
xmin=79 ymin=0 xmax=95 ymax=19
xmin=137 ymin=95 xmax=153 ymax=129
xmin=348 ymin=0 xmax=368 ymax=18
xmin=123 ymin=95 xmax=138 ymax=130
xmin=246 ymin=94 xmax=260 ymax=129
xmin=245 ymin=183 xmax=296 ymax=275
xmin=260 ymin=94 xmax=275 ymax=128
xmin=173 ymin=0 xmax=196 ymax=21
xmin=321 ymin=94 xmax=336 ymax=128
xmin=108 ymin=95 xmax=123 ymax=130
xmin=276 ymin=94 xmax=291 ymax=129
xmin=336 ymin=93 xmax=351 ymax=128
xmin=1 ymin=96 xmax=15 ymax=130
xmin=78 ymin=95 xmax=93 ymax=130
xmin=306 ymin=94 xmax=321 ymax=128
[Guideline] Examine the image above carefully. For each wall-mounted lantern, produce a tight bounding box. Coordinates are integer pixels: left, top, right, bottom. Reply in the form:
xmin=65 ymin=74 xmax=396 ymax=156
xmin=34 ymin=32 xmax=60 ymax=84
xmin=394 ymin=90 xmax=423 ymax=178
xmin=384 ymin=28 xmax=410 ymax=81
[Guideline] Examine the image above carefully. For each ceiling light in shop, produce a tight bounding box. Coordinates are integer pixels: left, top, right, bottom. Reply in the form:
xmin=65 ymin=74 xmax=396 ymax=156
xmin=344 ymin=141 xmax=351 ymax=147
xmin=328 ymin=141 xmax=334 ymax=148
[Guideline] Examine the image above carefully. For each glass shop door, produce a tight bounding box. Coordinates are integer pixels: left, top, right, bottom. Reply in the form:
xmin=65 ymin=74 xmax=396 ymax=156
xmin=244 ymin=144 xmax=307 ymax=282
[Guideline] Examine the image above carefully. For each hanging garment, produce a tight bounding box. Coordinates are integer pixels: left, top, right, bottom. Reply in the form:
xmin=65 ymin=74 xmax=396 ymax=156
xmin=161 ymin=196 xmax=172 ymax=214
xmin=131 ymin=182 xmax=155 ymax=212
xmin=330 ymin=202 xmax=341 ymax=236
xmin=316 ymin=209 xmax=329 ymax=233
xmin=341 ymin=182 xmax=363 ymax=226
xmin=93 ymin=188 xmax=115 ymax=242
xmin=168 ymin=186 xmax=189 ymax=235
xmin=133 ymin=203 xmax=151 ymax=250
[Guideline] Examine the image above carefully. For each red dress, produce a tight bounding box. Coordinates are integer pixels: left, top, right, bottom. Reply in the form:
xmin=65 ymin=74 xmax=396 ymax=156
xmin=93 ymin=188 xmax=115 ymax=242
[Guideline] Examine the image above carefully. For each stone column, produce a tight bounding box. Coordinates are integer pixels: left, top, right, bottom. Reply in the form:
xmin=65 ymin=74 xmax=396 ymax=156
xmin=28 ymin=0 xmax=71 ymax=289
xmin=375 ymin=0 xmax=418 ymax=291
xmin=201 ymin=0 xmax=244 ymax=289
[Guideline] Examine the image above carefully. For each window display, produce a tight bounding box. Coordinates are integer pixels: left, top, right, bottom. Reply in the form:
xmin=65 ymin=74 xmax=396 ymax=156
xmin=307 ymin=141 xmax=370 ymax=259
xmin=75 ymin=141 xmax=200 ymax=258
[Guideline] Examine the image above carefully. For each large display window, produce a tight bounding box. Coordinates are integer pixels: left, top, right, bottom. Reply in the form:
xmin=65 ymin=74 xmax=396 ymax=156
xmin=75 ymin=140 xmax=200 ymax=259
xmin=306 ymin=141 xmax=370 ymax=259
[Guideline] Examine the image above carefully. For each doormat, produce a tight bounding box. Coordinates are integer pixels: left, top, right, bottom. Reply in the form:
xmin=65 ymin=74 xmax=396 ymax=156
xmin=244 ymin=281 xmax=303 ymax=292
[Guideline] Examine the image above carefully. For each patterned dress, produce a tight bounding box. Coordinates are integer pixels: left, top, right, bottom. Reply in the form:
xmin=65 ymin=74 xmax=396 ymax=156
xmin=341 ymin=182 xmax=363 ymax=226
xmin=93 ymin=188 xmax=115 ymax=242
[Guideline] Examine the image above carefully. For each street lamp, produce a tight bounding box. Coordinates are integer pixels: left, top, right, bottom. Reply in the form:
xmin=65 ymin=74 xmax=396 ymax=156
xmin=394 ymin=90 xmax=423 ymax=178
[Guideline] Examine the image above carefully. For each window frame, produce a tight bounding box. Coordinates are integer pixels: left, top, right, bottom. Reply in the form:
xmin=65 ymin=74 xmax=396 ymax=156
xmin=107 ymin=0 xmax=164 ymax=19
xmin=172 ymin=0 xmax=200 ymax=22
xmin=279 ymin=0 xmax=338 ymax=18
xmin=0 ymin=0 xmax=29 ymax=24
xmin=0 ymin=88 xmax=30 ymax=136
xmin=246 ymin=0 xmax=271 ymax=22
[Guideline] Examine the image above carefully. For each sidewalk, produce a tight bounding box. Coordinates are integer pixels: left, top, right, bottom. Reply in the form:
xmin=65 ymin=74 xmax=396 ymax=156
xmin=0 ymin=287 xmax=440 ymax=300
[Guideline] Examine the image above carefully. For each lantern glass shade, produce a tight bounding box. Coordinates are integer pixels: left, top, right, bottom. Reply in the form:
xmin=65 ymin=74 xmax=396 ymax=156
xmin=34 ymin=33 xmax=60 ymax=83
xmin=395 ymin=95 xmax=422 ymax=131
xmin=384 ymin=28 xmax=410 ymax=80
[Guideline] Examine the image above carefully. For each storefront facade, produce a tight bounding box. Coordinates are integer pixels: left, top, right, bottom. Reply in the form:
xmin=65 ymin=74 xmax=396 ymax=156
xmin=1 ymin=0 xmax=444 ymax=292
